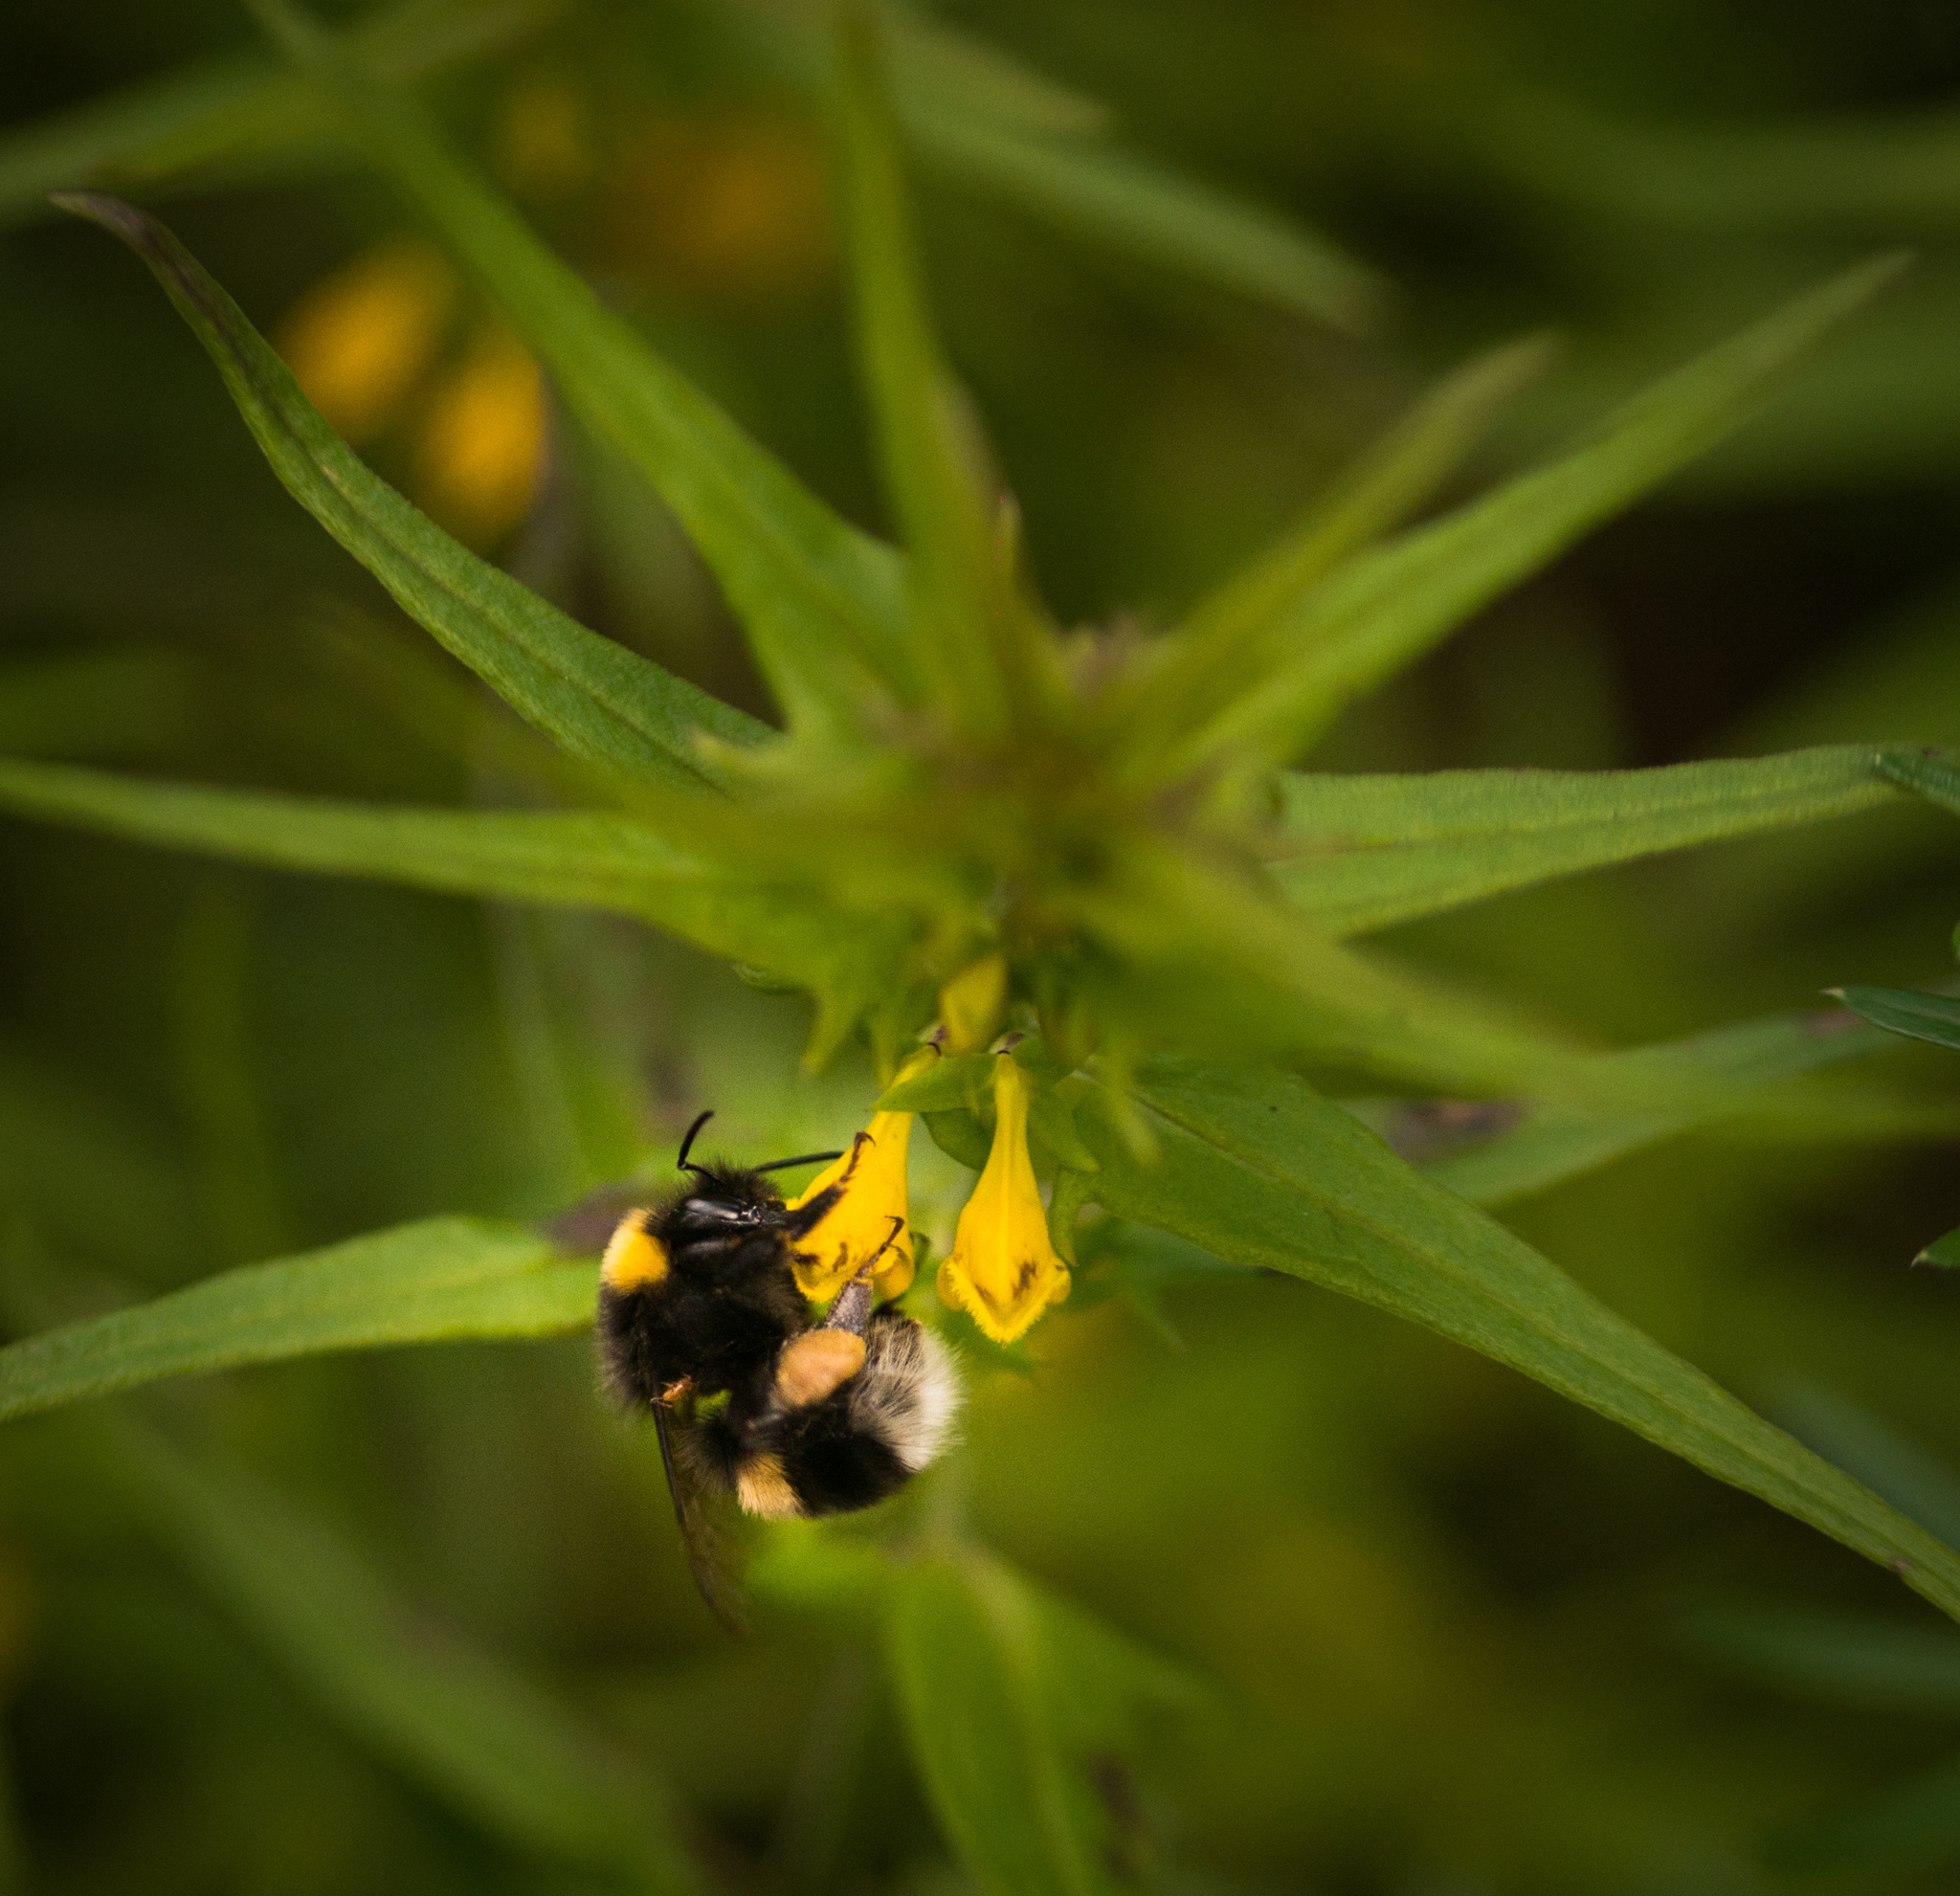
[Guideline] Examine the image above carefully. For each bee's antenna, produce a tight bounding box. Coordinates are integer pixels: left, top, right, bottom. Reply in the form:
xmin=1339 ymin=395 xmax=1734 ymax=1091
xmin=753 ymin=1149 xmax=846 ymax=1174
xmin=676 ymin=1108 xmax=715 ymax=1174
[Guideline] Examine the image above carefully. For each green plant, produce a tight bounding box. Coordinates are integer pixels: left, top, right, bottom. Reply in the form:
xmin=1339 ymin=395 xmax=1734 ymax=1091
xmin=10 ymin=3 xmax=1960 ymax=1888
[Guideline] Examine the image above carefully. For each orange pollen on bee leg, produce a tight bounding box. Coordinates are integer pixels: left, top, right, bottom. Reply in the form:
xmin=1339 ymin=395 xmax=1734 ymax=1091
xmin=601 ymin=1215 xmax=669 ymax=1290
xmin=774 ymin=1329 xmax=866 ymax=1408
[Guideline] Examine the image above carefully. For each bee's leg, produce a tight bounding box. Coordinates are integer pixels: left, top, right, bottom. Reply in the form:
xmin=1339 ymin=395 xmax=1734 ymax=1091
xmin=770 ymin=1216 xmax=906 ymax=1409
xmin=782 ymin=1132 xmax=873 ymax=1237
xmin=822 ymin=1274 xmax=874 ymax=1337
xmin=820 ymin=1217 xmax=904 ymax=1337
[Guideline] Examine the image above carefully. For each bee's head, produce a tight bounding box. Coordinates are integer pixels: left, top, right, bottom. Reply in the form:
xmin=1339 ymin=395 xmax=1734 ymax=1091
xmin=661 ymin=1110 xmax=841 ymax=1236
xmin=671 ymin=1163 xmax=788 ymax=1231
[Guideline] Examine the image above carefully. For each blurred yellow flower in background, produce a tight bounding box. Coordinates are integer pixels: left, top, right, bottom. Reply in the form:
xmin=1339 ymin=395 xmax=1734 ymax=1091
xmin=412 ymin=324 xmax=546 ymax=543
xmin=276 ymin=236 xmax=457 ymax=445
xmin=273 ymin=94 xmax=834 ymax=550
xmin=600 ymin=111 xmax=835 ymax=299
xmin=938 ymin=954 xmax=1007 ymax=1054
xmin=276 ymin=237 xmax=545 ymax=546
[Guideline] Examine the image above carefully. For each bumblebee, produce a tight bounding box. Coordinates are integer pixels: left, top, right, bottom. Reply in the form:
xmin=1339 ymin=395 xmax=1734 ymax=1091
xmin=596 ymin=1110 xmax=962 ymax=1626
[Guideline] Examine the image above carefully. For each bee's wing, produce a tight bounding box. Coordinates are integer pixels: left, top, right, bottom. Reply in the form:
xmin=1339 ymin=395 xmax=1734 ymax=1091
xmin=654 ymin=1398 xmax=749 ymax=1638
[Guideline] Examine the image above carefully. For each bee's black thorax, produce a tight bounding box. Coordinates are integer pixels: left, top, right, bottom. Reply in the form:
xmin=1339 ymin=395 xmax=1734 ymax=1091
xmin=597 ymin=1166 xmax=813 ymax=1406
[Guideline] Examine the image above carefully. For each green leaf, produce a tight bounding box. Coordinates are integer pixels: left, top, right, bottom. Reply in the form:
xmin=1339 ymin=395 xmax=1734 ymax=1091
xmin=1062 ymin=839 xmax=1708 ymax=1109
xmin=0 ymin=0 xmax=544 ymax=226
xmin=256 ymin=1 xmax=911 ymax=735
xmin=1027 ymin=1091 xmax=1099 ymax=1173
xmin=56 ymin=193 xmax=758 ymax=796
xmin=876 ymin=1050 xmax=997 ymax=1113
xmin=877 ymin=6 xmax=1110 ymax=139
xmin=0 ymin=1217 xmax=592 ymax=1421
xmin=1835 ymin=983 xmax=1960 ymax=1055
xmin=106 ymin=1421 xmax=702 ymax=1893
xmin=1116 ymin=337 xmax=1552 ymax=764
xmin=923 ymin=1106 xmax=991 ymax=1171
xmin=1275 ymin=746 xmax=1905 ymax=935
xmin=1076 ymin=1056 xmax=1960 ymax=1624
xmin=1922 ymin=1226 xmax=1960 ymax=1268
xmin=1886 ymin=736 xmax=1960 ymax=811
xmin=884 ymin=1550 xmax=1113 ymax=1896
xmin=1416 ymin=997 xmax=1949 ymax=1210
xmin=831 ymin=3 xmax=1007 ymax=730
xmin=914 ymin=109 xmax=1385 ymax=333
xmin=0 ymin=752 xmax=693 ymax=911
xmin=1485 ymin=85 xmax=1960 ymax=232
xmin=0 ymin=755 xmax=889 ymax=1008
xmin=1773 ymin=1384 xmax=1960 ymax=1555
xmin=1173 ymin=255 xmax=1909 ymax=771
xmin=1684 ymin=1604 xmax=1960 ymax=1715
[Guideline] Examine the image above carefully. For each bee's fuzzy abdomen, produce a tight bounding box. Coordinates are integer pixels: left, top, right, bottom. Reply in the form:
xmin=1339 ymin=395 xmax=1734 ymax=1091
xmin=723 ymin=1308 xmax=965 ymax=1518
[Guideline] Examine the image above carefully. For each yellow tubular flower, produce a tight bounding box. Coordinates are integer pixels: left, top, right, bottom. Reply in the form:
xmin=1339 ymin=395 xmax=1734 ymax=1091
xmin=938 ymin=1055 xmax=1071 ymax=1345
xmin=787 ymin=1046 xmax=936 ymax=1302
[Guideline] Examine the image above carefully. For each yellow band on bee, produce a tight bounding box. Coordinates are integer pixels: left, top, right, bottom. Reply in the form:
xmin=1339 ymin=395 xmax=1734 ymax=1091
xmin=600 ymin=1215 xmax=669 ymax=1291
xmin=736 ymin=1453 xmax=801 ymax=1520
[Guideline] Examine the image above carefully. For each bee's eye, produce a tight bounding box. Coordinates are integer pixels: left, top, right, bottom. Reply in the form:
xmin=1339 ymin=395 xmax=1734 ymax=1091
xmin=681 ymin=1198 xmax=752 ymax=1225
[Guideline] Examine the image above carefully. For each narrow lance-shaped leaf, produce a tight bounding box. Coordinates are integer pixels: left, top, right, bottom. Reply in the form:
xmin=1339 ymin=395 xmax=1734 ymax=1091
xmin=912 ymin=107 xmax=1385 ymax=334
xmin=832 ymin=4 xmax=1010 ymax=733
xmin=876 ymin=6 xmax=1110 ymax=139
xmin=1066 ymin=837 xmax=1836 ymax=1115
xmin=715 ymin=0 xmax=1384 ymax=329
xmin=254 ymin=0 xmax=913 ymax=734
xmin=1921 ymin=1225 xmax=1960 ymax=1269
xmin=1484 ymin=84 xmax=1960 ymax=232
xmin=0 ymin=1217 xmax=592 ymax=1421
xmin=1076 ymin=1056 xmax=1960 ymax=1625
xmin=56 ymin=193 xmax=761 ymax=795
xmin=0 ymin=0 xmax=545 ymax=226
xmin=0 ymin=754 xmax=913 ymax=1068
xmin=1835 ymin=983 xmax=1960 ymax=1056
xmin=1685 ymin=1605 xmax=1960 ymax=1716
xmin=1413 ymin=996 xmax=1958 ymax=1210
xmin=104 ymin=1421 xmax=703 ymax=1894
xmin=1775 ymin=1384 xmax=1960 ymax=1556
xmin=885 ymin=1552 xmax=1111 ymax=1896
xmin=1172 ymin=255 xmax=1909 ymax=773
xmin=1274 ymin=745 xmax=1909 ymax=936
xmin=1115 ymin=336 xmax=1552 ymax=765
xmin=0 ymin=754 xmax=697 ymax=916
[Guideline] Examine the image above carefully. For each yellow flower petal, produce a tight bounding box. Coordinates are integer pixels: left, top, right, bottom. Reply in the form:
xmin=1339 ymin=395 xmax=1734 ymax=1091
xmin=937 ymin=1054 xmax=1070 ymax=1344
xmin=787 ymin=1046 xmax=935 ymax=1302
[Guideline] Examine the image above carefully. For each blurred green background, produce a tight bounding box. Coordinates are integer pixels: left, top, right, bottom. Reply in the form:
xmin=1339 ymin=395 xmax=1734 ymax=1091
xmin=10 ymin=1 xmax=1960 ymax=1890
